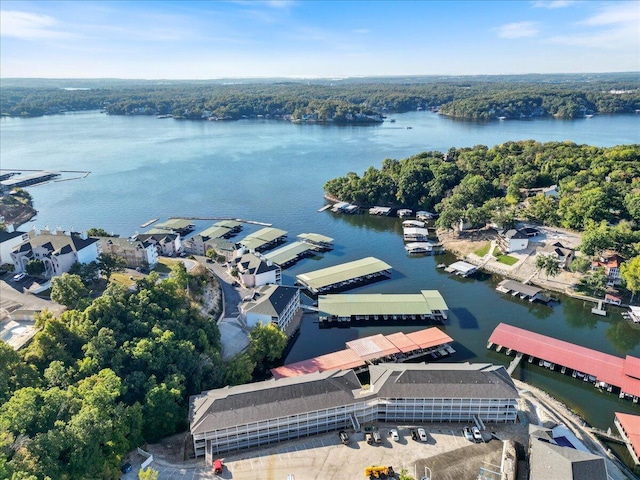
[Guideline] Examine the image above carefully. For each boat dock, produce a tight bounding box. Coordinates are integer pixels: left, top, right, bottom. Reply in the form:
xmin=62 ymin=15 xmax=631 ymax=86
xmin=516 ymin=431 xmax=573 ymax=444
xmin=0 ymin=171 xmax=61 ymax=191
xmin=296 ymin=257 xmax=392 ymax=294
xmin=591 ymin=300 xmax=607 ymax=316
xmin=238 ymin=227 xmax=288 ymax=252
xmin=444 ymin=261 xmax=477 ymax=277
xmin=404 ymin=242 xmax=442 ymax=254
xmin=403 ymin=227 xmax=430 ymax=242
xmin=317 ymin=204 xmax=332 ymax=213
xmin=140 ymin=218 xmax=159 ymax=228
xmin=317 ymin=290 xmax=449 ymax=324
xmin=488 ymin=323 xmax=640 ymax=402
xmin=271 ymin=327 xmax=455 ymax=379
xmin=169 ymin=216 xmax=272 ymax=227
xmin=496 ymin=279 xmax=552 ymax=304
xmin=262 ymin=241 xmax=317 ymax=268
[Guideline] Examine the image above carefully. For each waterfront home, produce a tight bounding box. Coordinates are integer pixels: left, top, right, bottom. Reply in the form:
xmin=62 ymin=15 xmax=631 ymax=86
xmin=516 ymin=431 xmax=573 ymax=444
xmin=591 ymin=251 xmax=623 ymax=286
xmin=543 ymin=241 xmax=574 ymax=269
xmin=0 ymin=229 xmax=30 ymax=266
xmin=497 ymin=229 xmax=529 ymax=253
xmin=528 ymin=425 xmax=608 ymax=480
xmin=239 ymin=284 xmax=300 ymax=331
xmin=134 ymin=233 xmax=182 ymax=257
xmin=233 ymin=251 xmax=281 ymax=288
xmin=97 ymin=236 xmax=158 ymax=269
xmin=190 ymin=362 xmax=518 ymax=460
xmin=11 ymin=229 xmax=98 ymax=277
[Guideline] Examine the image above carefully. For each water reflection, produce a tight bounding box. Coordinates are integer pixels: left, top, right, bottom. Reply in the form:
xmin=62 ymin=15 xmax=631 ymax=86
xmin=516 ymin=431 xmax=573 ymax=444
xmin=606 ymin=320 xmax=640 ymax=353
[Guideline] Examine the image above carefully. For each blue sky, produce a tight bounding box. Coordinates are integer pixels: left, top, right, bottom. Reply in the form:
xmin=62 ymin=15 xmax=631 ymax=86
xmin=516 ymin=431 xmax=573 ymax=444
xmin=1 ymin=0 xmax=638 ymax=78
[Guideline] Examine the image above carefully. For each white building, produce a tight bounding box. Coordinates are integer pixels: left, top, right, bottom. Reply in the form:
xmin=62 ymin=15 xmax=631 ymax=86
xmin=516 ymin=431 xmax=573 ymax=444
xmin=234 ymin=252 xmax=281 ymax=288
xmin=240 ymin=285 xmax=300 ymax=330
xmin=497 ymin=229 xmax=529 ymax=253
xmin=134 ymin=233 xmax=181 ymax=257
xmin=11 ymin=230 xmax=99 ymax=277
xmin=0 ymin=230 xmax=30 ymax=266
xmin=97 ymin=236 xmax=158 ymax=269
xmin=189 ymin=363 xmax=519 ymax=461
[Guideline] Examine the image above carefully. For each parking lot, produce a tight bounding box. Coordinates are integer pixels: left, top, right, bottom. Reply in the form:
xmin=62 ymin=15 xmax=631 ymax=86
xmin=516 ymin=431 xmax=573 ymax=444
xmin=143 ymin=422 xmax=524 ymax=480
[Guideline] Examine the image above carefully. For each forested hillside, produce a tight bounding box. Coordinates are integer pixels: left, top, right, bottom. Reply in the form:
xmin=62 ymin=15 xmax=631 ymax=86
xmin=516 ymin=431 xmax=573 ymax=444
xmin=1 ymin=74 xmax=638 ymax=120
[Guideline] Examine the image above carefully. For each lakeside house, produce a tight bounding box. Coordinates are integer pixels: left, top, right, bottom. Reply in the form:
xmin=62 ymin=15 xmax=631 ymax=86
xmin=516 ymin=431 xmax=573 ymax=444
xmin=0 ymin=229 xmax=30 ymax=266
xmin=233 ymin=251 xmax=281 ymax=288
xmin=239 ymin=284 xmax=300 ymax=331
xmin=134 ymin=232 xmax=182 ymax=257
xmin=10 ymin=229 xmax=99 ymax=277
xmin=591 ymin=251 xmax=623 ymax=286
xmin=97 ymin=236 xmax=158 ymax=269
xmin=543 ymin=241 xmax=574 ymax=269
xmin=497 ymin=229 xmax=529 ymax=254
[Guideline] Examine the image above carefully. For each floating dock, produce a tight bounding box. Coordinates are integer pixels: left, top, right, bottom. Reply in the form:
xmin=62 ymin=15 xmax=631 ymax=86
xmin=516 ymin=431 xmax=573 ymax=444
xmin=271 ymin=327 xmax=455 ymax=379
xmin=445 ymin=261 xmax=477 ymax=277
xmin=488 ymin=323 xmax=640 ymax=402
xmin=296 ymin=257 xmax=392 ymax=294
xmin=317 ymin=204 xmax=332 ymax=213
xmin=140 ymin=218 xmax=159 ymax=228
xmin=317 ymin=290 xmax=448 ymax=324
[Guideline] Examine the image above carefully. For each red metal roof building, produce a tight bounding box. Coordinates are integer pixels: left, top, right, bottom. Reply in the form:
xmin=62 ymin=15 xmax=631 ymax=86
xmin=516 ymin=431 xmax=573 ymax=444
xmin=272 ymin=327 xmax=454 ymax=379
xmin=488 ymin=323 xmax=640 ymax=400
xmin=614 ymin=412 xmax=640 ymax=466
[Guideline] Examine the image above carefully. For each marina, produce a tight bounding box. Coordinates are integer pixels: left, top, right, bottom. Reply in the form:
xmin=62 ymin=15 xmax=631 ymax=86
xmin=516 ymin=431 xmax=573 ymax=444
xmin=488 ymin=323 xmax=640 ymax=402
xmin=295 ymin=256 xmax=392 ymax=294
xmin=271 ymin=326 xmax=455 ymax=379
xmin=238 ymin=227 xmax=288 ymax=252
xmin=317 ymin=290 xmax=448 ymax=324
xmin=263 ymin=241 xmax=317 ymax=268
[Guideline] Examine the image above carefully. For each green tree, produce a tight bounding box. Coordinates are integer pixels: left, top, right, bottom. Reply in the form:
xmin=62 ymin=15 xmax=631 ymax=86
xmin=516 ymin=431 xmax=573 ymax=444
xmin=86 ymin=227 xmax=114 ymax=237
xmin=569 ymin=255 xmax=591 ymax=273
xmin=224 ymin=352 xmax=256 ymax=386
xmin=398 ymin=468 xmax=415 ymax=480
xmin=536 ymin=255 xmax=561 ymax=279
xmin=249 ymin=322 xmax=288 ymax=367
xmin=25 ymin=259 xmax=45 ymax=277
xmin=50 ymin=273 xmax=90 ymax=310
xmin=68 ymin=261 xmax=100 ymax=285
xmin=98 ymin=252 xmax=127 ymax=280
xmin=169 ymin=262 xmax=189 ymax=290
xmin=142 ymin=379 xmax=185 ymax=442
xmin=620 ymin=256 xmax=640 ymax=304
xmin=139 ymin=467 xmax=160 ymax=480
xmin=577 ymin=268 xmax=608 ymax=297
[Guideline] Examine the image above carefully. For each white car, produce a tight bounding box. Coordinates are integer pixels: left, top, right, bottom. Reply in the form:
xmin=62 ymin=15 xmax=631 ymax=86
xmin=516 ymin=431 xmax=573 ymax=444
xmin=417 ymin=427 xmax=428 ymax=442
xmin=472 ymin=426 xmax=482 ymax=442
xmin=388 ymin=428 xmax=400 ymax=441
xmin=13 ymin=272 xmax=26 ymax=282
xmin=463 ymin=426 xmax=474 ymax=442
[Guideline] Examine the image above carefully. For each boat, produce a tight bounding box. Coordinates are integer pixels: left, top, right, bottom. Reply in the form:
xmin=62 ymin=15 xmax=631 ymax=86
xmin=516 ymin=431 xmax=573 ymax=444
xmin=389 ymin=119 xmax=396 ymax=123
xmin=406 ymin=126 xmax=413 ymax=129
xmin=498 ymin=116 xmax=506 ymax=121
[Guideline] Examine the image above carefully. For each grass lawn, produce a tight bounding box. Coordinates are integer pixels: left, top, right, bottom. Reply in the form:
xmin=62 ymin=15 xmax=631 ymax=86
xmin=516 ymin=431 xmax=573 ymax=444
xmin=474 ymin=242 xmax=492 ymax=257
xmin=155 ymin=257 xmax=180 ymax=274
xmin=110 ymin=272 xmax=137 ymax=288
xmin=496 ymin=254 xmax=519 ymax=266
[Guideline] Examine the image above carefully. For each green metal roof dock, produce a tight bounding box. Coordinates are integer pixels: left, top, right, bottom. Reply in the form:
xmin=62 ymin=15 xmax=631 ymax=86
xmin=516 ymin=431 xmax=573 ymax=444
xmin=238 ymin=227 xmax=288 ymax=252
xmin=296 ymin=256 xmax=392 ymax=294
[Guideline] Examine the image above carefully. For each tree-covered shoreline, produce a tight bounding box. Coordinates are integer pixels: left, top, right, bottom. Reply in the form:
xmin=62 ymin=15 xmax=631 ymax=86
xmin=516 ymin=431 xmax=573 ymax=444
xmin=1 ymin=74 xmax=638 ymax=121
xmin=323 ymin=141 xmax=640 ymax=235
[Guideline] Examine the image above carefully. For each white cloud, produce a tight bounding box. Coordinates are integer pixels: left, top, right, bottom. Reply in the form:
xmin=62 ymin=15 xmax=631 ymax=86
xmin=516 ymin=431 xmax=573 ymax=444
xmin=0 ymin=10 xmax=74 ymax=39
xmin=532 ymin=0 xmax=576 ymax=9
xmin=495 ymin=22 xmax=540 ymax=38
xmin=578 ymin=2 xmax=640 ymax=26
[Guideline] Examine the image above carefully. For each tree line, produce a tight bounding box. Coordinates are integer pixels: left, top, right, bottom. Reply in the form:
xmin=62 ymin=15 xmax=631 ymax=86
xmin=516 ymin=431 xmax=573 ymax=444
xmin=0 ymin=262 xmax=287 ymax=479
xmin=1 ymin=75 xmax=638 ymax=120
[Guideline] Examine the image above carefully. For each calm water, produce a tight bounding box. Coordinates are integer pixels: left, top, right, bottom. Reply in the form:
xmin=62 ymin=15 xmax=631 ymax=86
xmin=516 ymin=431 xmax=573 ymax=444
xmin=2 ymin=111 xmax=640 ymax=433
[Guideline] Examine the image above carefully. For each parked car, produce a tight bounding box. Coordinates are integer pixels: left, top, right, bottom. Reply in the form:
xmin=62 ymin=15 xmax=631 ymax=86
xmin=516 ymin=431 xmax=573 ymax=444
xmin=13 ymin=272 xmax=26 ymax=282
xmin=472 ymin=426 xmax=482 ymax=442
xmin=372 ymin=430 xmax=382 ymax=444
xmin=410 ymin=428 xmax=418 ymax=441
xmin=388 ymin=428 xmax=400 ymax=442
xmin=463 ymin=426 xmax=474 ymax=442
xmin=417 ymin=427 xmax=428 ymax=442
xmin=365 ymin=432 xmax=373 ymax=444
xmin=339 ymin=430 xmax=349 ymax=444
xmin=120 ymin=462 xmax=132 ymax=474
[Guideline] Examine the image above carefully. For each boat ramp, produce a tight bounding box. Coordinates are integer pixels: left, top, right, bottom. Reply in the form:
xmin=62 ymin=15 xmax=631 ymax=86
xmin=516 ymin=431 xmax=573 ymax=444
xmin=271 ymin=327 xmax=455 ymax=379
xmin=317 ymin=290 xmax=448 ymax=324
xmin=495 ymin=279 xmax=553 ymax=304
xmin=488 ymin=323 xmax=640 ymax=402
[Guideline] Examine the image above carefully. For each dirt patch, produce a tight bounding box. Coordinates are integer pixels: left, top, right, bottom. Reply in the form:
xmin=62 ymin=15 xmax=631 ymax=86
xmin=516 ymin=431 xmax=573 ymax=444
xmin=416 ymin=441 xmax=502 ymax=480
xmin=437 ymin=228 xmax=497 ymax=258
xmin=0 ymin=196 xmax=37 ymax=226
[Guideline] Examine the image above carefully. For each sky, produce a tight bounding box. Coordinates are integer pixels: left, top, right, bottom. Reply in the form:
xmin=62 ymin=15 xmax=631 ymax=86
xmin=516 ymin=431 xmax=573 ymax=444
xmin=1 ymin=0 xmax=639 ymax=79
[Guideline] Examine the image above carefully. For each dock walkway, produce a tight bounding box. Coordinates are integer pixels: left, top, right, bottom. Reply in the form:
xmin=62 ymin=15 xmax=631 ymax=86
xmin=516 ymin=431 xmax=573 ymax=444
xmin=169 ymin=216 xmax=271 ymax=226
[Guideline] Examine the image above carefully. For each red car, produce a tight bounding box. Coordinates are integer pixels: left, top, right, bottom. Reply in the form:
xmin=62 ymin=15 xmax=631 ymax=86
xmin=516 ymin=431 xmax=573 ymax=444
xmin=213 ymin=459 xmax=223 ymax=474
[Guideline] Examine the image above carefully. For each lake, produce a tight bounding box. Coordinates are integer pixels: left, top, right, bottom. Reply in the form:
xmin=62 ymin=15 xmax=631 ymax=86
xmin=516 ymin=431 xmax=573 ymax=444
xmin=2 ymin=110 xmax=640 ymax=434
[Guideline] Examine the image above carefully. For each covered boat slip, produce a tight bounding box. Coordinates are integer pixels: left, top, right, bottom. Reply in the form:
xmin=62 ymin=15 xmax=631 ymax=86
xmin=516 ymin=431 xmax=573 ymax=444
xmin=297 ymin=232 xmax=334 ymax=250
xmin=404 ymin=242 xmax=442 ymax=254
xmin=369 ymin=206 xmax=392 ymax=216
xmin=317 ymin=290 xmax=448 ymax=324
xmin=295 ymin=257 xmax=392 ymax=294
xmin=238 ymin=227 xmax=287 ymax=252
xmin=271 ymin=327 xmax=455 ymax=379
xmin=263 ymin=241 xmax=317 ymax=268
xmin=403 ymin=227 xmax=430 ymax=242
xmin=444 ymin=261 xmax=477 ymax=277
xmin=488 ymin=323 xmax=640 ymax=402
xmin=496 ymin=279 xmax=552 ymax=304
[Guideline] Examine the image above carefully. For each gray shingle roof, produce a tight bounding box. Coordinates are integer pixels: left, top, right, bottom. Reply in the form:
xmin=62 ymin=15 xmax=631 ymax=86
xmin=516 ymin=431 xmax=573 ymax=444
xmin=244 ymin=285 xmax=298 ymax=317
xmin=530 ymin=437 xmax=608 ymax=480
